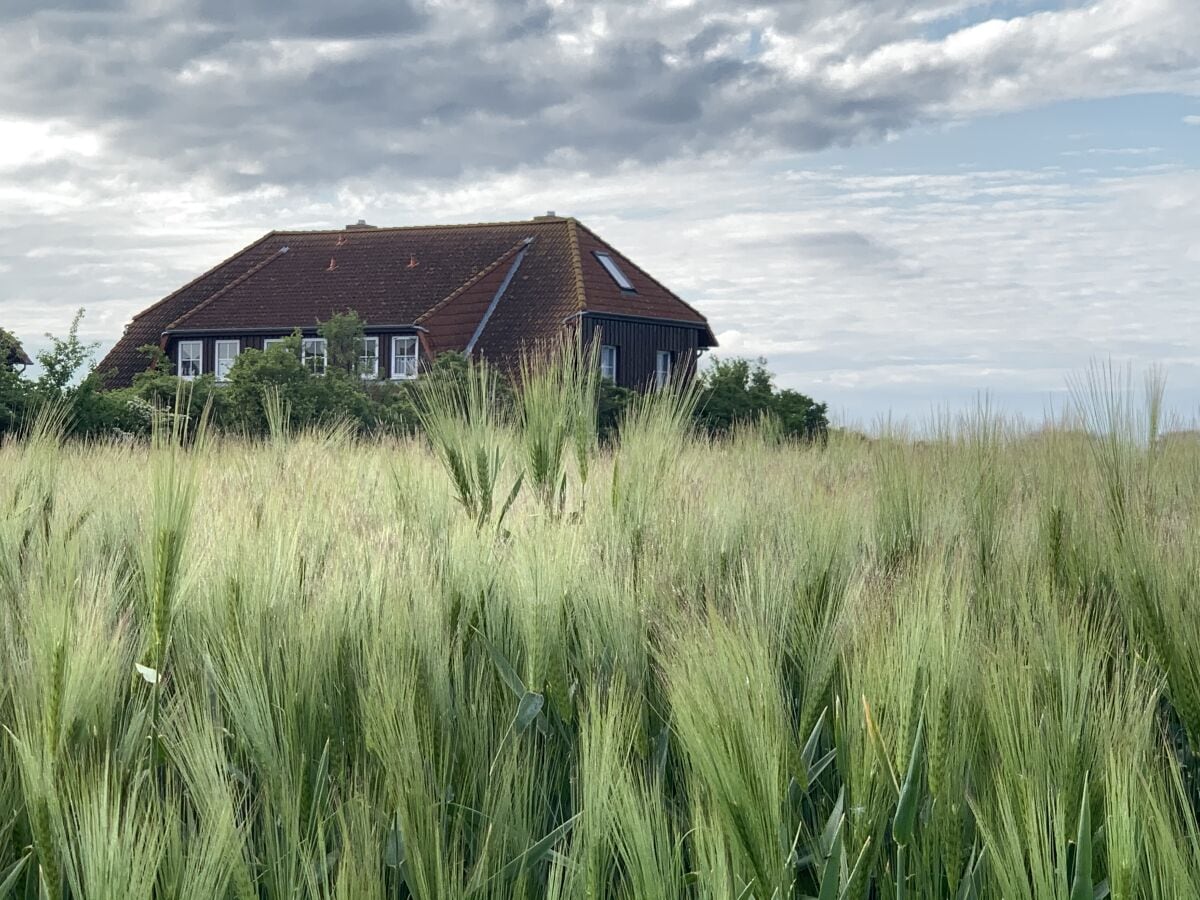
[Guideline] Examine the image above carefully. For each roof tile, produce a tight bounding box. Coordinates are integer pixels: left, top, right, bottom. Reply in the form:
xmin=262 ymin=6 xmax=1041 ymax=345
xmin=97 ymin=217 xmax=713 ymax=386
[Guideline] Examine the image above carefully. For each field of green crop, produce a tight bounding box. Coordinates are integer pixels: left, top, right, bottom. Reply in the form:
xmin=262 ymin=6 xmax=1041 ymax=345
xmin=1 ymin=363 xmax=1199 ymax=899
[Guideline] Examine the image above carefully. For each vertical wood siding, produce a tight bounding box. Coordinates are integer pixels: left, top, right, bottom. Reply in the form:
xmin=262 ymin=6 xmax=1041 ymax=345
xmin=580 ymin=314 xmax=703 ymax=389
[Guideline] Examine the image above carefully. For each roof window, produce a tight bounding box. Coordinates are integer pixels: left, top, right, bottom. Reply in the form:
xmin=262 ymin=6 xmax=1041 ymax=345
xmin=594 ymin=252 xmax=636 ymax=292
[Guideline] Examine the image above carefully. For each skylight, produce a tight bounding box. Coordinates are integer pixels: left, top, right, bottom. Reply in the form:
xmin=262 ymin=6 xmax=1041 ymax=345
xmin=594 ymin=252 xmax=635 ymax=291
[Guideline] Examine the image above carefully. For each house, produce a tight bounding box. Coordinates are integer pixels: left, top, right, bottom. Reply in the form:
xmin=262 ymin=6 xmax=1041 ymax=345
xmin=0 ymin=329 xmax=32 ymax=371
xmin=97 ymin=215 xmax=717 ymax=390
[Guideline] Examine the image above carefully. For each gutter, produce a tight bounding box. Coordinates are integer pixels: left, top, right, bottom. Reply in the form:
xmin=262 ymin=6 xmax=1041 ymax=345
xmin=162 ymin=324 xmax=429 ymax=338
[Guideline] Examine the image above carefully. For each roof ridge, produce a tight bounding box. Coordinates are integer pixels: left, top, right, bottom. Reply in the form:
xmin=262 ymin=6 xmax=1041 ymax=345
xmin=565 ymin=219 xmax=588 ymax=315
xmin=572 ymin=220 xmax=709 ymax=324
xmin=415 ymin=238 xmax=530 ymax=325
xmin=273 ymin=218 xmax=568 ymax=237
xmin=132 ymin=231 xmax=278 ymax=323
xmin=165 ymin=245 xmax=291 ymax=331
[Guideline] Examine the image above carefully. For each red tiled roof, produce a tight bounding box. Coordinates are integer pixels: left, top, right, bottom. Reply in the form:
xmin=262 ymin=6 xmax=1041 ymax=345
xmin=97 ymin=216 xmax=714 ymax=386
xmin=417 ymin=238 xmax=530 ymax=354
xmin=96 ymin=232 xmax=287 ymax=385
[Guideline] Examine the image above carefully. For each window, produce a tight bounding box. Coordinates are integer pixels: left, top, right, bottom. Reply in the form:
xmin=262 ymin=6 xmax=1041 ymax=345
xmin=594 ymin=252 xmax=635 ymax=291
xmin=301 ymin=337 xmax=327 ymax=375
xmin=655 ymin=350 xmax=673 ymax=388
xmin=177 ymin=341 xmax=202 ymax=379
xmin=391 ymin=336 xmax=419 ymax=380
xmin=359 ymin=336 xmax=379 ymax=379
xmin=263 ymin=338 xmax=284 ymax=351
xmin=215 ymin=340 xmax=240 ymax=382
xmin=600 ymin=345 xmax=618 ymax=382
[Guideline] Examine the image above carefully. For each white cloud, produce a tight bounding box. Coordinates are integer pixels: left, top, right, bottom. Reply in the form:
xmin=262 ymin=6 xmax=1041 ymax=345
xmin=0 ymin=118 xmax=104 ymax=171
xmin=2 ymin=149 xmax=1198 ymax=420
xmin=1 ymin=0 xmax=1199 ymax=420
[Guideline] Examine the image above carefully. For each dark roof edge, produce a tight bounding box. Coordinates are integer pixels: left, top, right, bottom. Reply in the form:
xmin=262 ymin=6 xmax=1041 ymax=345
xmin=162 ymin=323 xmax=428 ymax=337
xmin=166 ymin=245 xmax=291 ymax=330
xmin=131 ymin=231 xmax=278 ymax=323
xmin=271 ymin=217 xmax=569 ymax=238
xmin=571 ymin=220 xmax=711 ymax=326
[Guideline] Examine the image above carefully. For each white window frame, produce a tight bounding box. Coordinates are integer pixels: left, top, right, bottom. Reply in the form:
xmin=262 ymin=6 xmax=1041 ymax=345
xmin=301 ymin=337 xmax=327 ymax=376
xmin=177 ymin=340 xmax=202 ymax=380
xmin=391 ymin=335 xmax=419 ymax=381
xmin=600 ymin=345 xmax=618 ymax=382
xmin=594 ymin=252 xmax=635 ymax=291
xmin=655 ymin=350 xmax=673 ymax=388
xmin=359 ymin=336 xmax=379 ymax=379
xmin=263 ymin=338 xmax=285 ymax=351
xmin=214 ymin=339 xmax=240 ymax=382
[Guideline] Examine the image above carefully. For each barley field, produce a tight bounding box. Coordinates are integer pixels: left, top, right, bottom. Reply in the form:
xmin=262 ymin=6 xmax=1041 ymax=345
xmin=2 ymin=366 xmax=1199 ymax=899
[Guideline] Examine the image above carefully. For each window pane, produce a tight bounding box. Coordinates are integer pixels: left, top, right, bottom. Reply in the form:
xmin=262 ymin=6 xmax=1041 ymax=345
xmin=301 ymin=338 xmax=327 ymax=375
xmin=655 ymin=351 xmax=671 ymax=388
xmin=359 ymin=337 xmax=379 ymax=379
xmin=392 ymin=336 xmax=418 ymax=380
xmin=595 ymin=252 xmax=635 ymax=291
xmin=215 ymin=341 xmax=239 ymax=381
xmin=178 ymin=342 xmax=202 ymax=379
xmin=600 ymin=345 xmax=617 ymax=381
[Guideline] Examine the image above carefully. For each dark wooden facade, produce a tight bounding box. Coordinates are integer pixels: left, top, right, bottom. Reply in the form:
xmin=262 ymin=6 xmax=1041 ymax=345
xmin=168 ymin=314 xmax=707 ymax=388
xmin=579 ymin=313 xmax=704 ymax=389
xmin=164 ymin=327 xmax=424 ymax=381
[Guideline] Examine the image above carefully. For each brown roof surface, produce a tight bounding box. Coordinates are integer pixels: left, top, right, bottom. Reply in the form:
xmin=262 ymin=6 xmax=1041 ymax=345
xmin=417 ymin=238 xmax=530 ymax=354
xmin=98 ymin=216 xmax=714 ymax=387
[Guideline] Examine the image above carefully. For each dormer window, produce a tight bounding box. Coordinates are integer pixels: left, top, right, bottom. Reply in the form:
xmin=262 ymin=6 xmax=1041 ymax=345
xmin=594 ymin=252 xmax=635 ymax=292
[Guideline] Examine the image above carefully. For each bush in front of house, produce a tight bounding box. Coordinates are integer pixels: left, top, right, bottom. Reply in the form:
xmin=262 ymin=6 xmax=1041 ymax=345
xmin=1 ymin=310 xmax=829 ymax=443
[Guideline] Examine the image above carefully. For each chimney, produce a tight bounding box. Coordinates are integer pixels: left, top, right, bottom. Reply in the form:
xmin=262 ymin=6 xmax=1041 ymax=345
xmin=533 ymin=210 xmax=561 ymax=221
xmin=345 ymin=219 xmax=377 ymax=230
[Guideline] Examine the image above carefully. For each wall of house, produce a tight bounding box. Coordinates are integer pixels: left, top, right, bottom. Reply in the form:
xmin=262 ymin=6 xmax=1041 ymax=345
xmin=164 ymin=329 xmax=424 ymax=380
xmin=579 ymin=314 xmax=704 ymax=389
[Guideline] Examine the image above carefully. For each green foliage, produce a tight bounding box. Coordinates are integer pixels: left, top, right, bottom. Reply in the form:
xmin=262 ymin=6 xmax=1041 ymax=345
xmin=518 ymin=339 xmax=601 ymax=516
xmin=0 ymin=309 xmax=144 ymax=438
xmin=597 ymin=379 xmax=636 ymax=444
xmin=0 ymin=376 xmax=1199 ymax=899
xmin=318 ymin=311 xmax=367 ymax=376
xmin=695 ymin=356 xmax=829 ymax=441
xmin=4 ymin=311 xmax=832 ymax=457
xmin=416 ymin=357 xmax=522 ymax=530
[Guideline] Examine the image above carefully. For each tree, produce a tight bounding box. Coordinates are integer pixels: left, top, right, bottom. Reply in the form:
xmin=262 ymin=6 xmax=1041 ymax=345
xmin=319 ymin=310 xmax=368 ymax=376
xmin=35 ymin=309 xmax=98 ymax=396
xmin=0 ymin=308 xmax=143 ymax=437
xmin=695 ymin=356 xmax=827 ymax=441
xmin=0 ymin=328 xmax=31 ymax=370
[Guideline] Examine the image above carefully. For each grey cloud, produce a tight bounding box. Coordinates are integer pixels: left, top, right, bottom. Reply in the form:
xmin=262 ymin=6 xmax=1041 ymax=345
xmin=189 ymin=0 xmax=428 ymax=38
xmin=1 ymin=0 xmax=1194 ymax=190
xmin=749 ymin=230 xmax=929 ymax=279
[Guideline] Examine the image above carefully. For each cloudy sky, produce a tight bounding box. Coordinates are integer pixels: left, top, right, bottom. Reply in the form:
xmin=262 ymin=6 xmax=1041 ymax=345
xmin=1 ymin=0 xmax=1198 ymax=424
